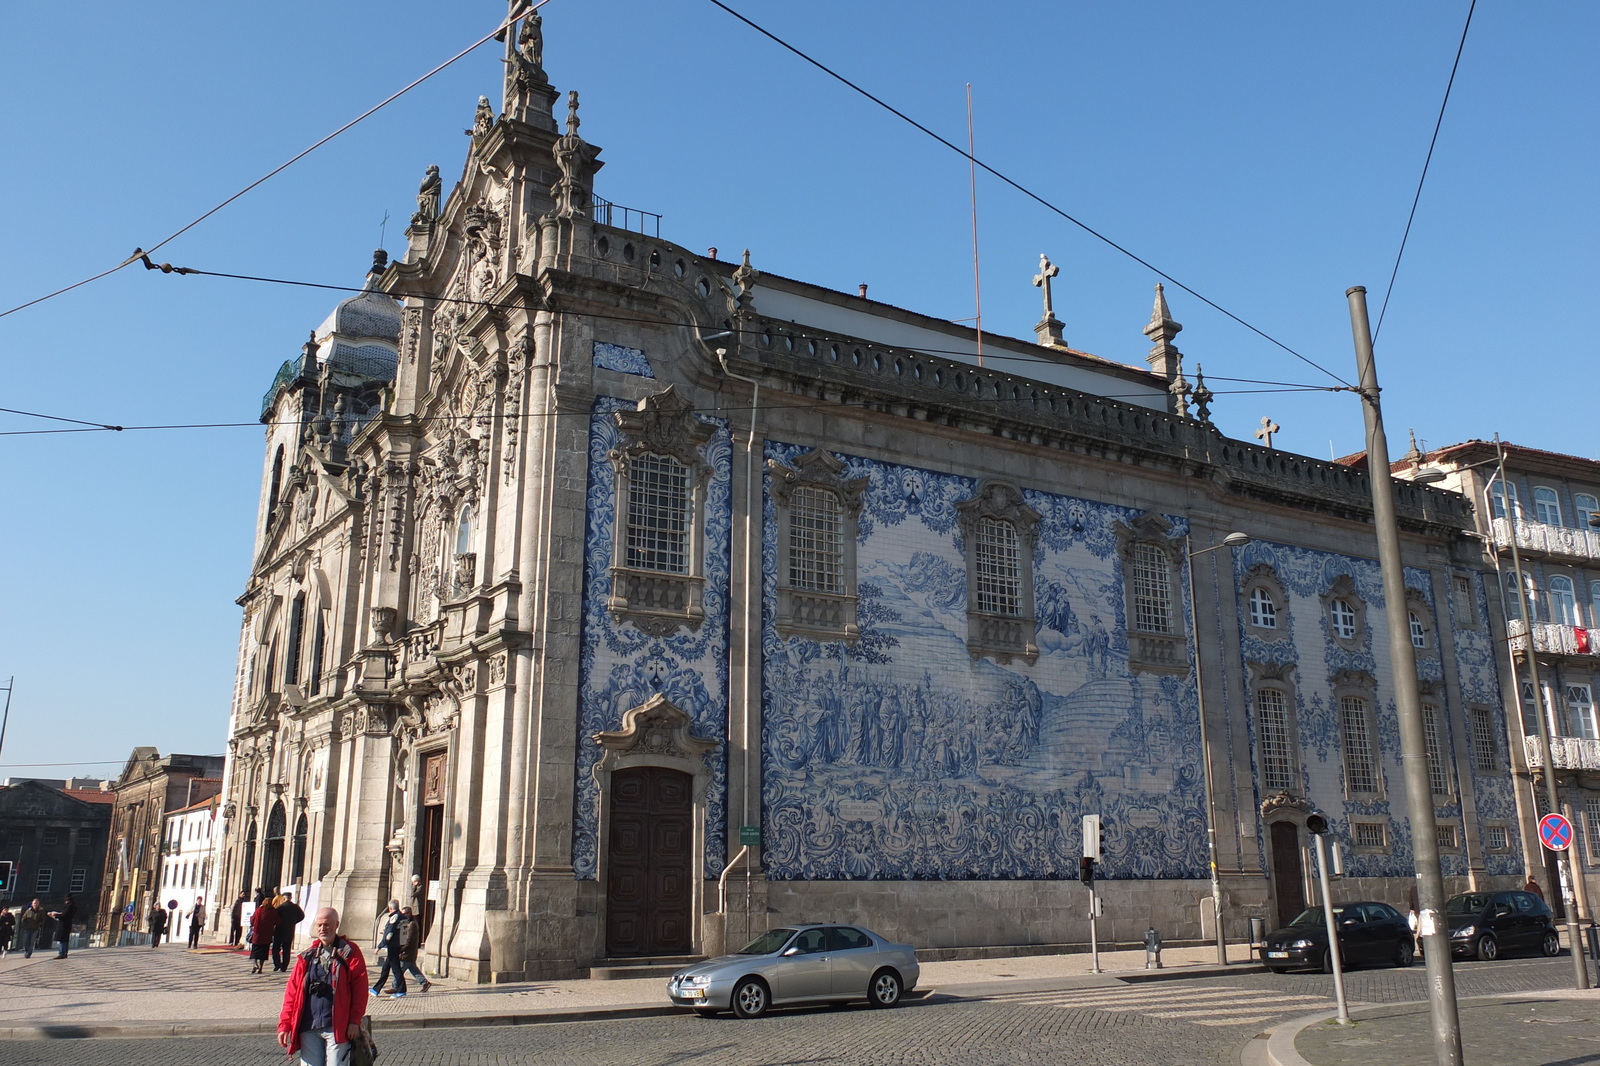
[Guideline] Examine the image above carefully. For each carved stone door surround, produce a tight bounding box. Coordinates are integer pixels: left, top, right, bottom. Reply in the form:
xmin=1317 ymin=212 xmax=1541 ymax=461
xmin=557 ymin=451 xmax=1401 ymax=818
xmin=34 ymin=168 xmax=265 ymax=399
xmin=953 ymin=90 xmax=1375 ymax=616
xmin=591 ymin=694 xmax=717 ymax=957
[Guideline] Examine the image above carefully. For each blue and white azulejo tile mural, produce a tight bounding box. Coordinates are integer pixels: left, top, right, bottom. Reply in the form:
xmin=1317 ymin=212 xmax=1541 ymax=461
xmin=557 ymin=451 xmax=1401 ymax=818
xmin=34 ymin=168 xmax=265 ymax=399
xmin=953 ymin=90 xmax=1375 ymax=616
xmin=759 ymin=442 xmax=1207 ymax=882
xmin=573 ymin=396 xmax=729 ymax=880
xmin=592 ymin=341 xmax=654 ymax=377
xmin=1229 ymin=540 xmax=1511 ymax=878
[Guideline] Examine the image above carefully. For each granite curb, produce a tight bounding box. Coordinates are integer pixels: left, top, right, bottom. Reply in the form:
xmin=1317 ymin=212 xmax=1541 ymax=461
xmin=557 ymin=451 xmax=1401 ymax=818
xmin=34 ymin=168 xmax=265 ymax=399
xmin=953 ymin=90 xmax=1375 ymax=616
xmin=0 ymin=960 xmax=1267 ymax=1041
xmin=1254 ymin=991 xmax=1600 ymax=1066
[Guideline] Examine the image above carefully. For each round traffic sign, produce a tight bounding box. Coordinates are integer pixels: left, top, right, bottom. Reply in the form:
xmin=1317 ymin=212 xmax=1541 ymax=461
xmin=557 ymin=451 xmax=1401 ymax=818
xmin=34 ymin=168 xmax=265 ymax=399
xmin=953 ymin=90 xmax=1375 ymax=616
xmin=1538 ymin=813 xmax=1574 ymax=852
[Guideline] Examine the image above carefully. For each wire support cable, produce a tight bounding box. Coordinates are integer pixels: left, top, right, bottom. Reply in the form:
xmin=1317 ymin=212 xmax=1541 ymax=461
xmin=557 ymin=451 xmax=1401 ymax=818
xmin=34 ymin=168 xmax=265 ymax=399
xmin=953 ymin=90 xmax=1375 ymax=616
xmin=703 ymin=0 xmax=1353 ymax=390
xmin=0 ymin=2 xmax=547 ymax=322
xmin=1373 ymin=0 xmax=1477 ymax=341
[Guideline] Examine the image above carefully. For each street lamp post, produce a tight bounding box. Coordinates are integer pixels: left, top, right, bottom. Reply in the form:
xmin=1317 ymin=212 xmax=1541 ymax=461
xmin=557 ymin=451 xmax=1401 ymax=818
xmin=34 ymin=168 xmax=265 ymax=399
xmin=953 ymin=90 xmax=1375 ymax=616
xmin=1185 ymin=529 xmax=1251 ymax=966
xmin=1346 ymin=286 xmax=1462 ymax=1066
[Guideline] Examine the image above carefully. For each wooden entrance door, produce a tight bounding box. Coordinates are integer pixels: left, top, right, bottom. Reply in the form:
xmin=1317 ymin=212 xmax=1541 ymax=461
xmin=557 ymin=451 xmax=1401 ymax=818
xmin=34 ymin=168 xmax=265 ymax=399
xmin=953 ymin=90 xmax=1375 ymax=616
xmin=419 ymin=752 xmax=448 ymax=939
xmin=606 ymin=766 xmax=693 ymax=957
xmin=1270 ymin=821 xmax=1306 ymax=929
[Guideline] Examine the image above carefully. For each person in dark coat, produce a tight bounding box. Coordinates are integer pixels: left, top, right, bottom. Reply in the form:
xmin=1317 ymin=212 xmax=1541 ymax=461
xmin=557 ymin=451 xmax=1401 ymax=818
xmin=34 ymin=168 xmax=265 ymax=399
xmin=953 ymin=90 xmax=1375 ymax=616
xmin=273 ymin=893 xmax=305 ymax=972
xmin=148 ymin=904 xmax=168 ymax=948
xmin=47 ymin=895 xmax=76 ymax=958
xmin=0 ymin=905 xmax=15 ymax=958
xmin=228 ymin=892 xmax=247 ymax=946
xmin=398 ymin=906 xmax=432 ymax=991
xmin=369 ymin=900 xmax=404 ymax=996
xmin=249 ymin=895 xmax=279 ymax=974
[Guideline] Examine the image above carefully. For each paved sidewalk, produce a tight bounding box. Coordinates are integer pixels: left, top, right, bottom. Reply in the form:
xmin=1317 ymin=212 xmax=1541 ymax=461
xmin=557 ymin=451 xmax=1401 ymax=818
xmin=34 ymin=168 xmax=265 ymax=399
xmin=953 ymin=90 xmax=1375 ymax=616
xmin=1262 ymin=991 xmax=1600 ymax=1066
xmin=0 ymin=940 xmax=1251 ymax=1039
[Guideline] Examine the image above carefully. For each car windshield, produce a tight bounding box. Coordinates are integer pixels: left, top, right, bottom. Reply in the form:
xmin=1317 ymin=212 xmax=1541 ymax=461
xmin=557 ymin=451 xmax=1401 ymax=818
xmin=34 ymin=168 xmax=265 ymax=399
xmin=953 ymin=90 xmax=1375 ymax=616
xmin=737 ymin=928 xmax=797 ymax=955
xmin=1446 ymin=894 xmax=1491 ymax=915
xmin=1288 ymin=907 xmax=1345 ymax=927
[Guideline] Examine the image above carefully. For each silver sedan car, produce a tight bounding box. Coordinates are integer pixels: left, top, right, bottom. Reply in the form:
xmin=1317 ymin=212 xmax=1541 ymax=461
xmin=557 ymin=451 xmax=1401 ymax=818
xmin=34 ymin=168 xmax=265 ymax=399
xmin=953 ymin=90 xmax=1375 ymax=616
xmin=666 ymin=924 xmax=920 ymax=1018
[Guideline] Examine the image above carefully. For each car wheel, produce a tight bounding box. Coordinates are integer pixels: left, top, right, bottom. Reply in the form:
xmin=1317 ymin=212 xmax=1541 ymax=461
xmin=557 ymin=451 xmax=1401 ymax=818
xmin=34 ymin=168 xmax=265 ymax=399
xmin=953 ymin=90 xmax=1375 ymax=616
xmin=1541 ymin=931 xmax=1561 ymax=958
xmin=867 ymin=968 xmax=902 ymax=1008
xmin=731 ymin=978 xmax=769 ymax=1019
xmin=1476 ymin=936 xmax=1498 ymax=962
xmin=1393 ymin=939 xmax=1415 ymax=968
xmin=1321 ymin=949 xmax=1335 ymax=974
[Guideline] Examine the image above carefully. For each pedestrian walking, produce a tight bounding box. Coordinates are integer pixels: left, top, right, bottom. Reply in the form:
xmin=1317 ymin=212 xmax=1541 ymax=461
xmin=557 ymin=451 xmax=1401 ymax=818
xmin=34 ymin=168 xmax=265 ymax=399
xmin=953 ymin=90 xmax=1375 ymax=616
xmin=148 ymin=903 xmax=169 ymax=947
xmin=229 ymin=892 xmax=247 ymax=947
xmin=368 ymin=900 xmax=404 ymax=996
xmin=249 ymin=893 xmax=280 ymax=975
xmin=18 ymin=899 xmax=46 ymax=958
xmin=277 ymin=907 xmax=370 ymax=1066
xmin=398 ymin=907 xmax=432 ymax=991
xmin=1526 ymin=876 xmax=1545 ymax=899
xmin=47 ymin=895 xmax=76 ymax=958
xmin=0 ymin=905 xmax=14 ymax=958
xmin=187 ymin=897 xmax=206 ymax=949
xmin=275 ymin=892 xmax=306 ymax=972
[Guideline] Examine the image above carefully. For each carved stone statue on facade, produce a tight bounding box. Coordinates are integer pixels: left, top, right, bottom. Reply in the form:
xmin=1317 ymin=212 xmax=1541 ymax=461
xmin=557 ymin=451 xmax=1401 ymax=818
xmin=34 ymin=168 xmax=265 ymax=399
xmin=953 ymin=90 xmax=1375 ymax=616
xmin=470 ymin=95 xmax=495 ymax=139
xmin=414 ymin=165 xmax=441 ymax=225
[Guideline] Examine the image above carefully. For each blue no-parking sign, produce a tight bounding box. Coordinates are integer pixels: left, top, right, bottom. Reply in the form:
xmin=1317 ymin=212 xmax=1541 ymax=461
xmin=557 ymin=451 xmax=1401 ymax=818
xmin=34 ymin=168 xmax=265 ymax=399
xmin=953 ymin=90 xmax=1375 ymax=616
xmin=1538 ymin=812 xmax=1574 ymax=852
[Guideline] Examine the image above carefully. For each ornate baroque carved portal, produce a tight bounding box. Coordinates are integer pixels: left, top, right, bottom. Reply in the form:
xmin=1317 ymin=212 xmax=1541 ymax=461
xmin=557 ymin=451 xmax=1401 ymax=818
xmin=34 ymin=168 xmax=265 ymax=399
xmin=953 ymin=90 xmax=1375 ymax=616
xmin=592 ymin=695 xmax=716 ymax=958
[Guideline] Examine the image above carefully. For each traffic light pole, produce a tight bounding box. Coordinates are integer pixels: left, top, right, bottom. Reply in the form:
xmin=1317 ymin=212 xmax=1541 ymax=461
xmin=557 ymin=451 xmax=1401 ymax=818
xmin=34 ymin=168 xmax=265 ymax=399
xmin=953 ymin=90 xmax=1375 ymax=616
xmin=1088 ymin=879 xmax=1100 ymax=974
xmin=1309 ymin=824 xmax=1351 ymax=1024
xmin=1347 ymin=287 xmax=1463 ymax=1066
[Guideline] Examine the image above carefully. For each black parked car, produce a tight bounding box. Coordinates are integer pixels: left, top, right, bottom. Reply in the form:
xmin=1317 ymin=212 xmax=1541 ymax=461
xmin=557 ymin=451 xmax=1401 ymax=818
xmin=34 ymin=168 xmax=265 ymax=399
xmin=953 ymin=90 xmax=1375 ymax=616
xmin=1263 ymin=901 xmax=1414 ymax=973
xmin=1445 ymin=890 xmax=1559 ymax=961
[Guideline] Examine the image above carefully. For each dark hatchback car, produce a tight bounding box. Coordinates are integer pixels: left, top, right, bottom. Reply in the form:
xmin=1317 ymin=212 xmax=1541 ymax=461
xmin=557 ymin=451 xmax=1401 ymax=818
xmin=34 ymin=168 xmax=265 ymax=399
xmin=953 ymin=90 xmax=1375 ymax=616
xmin=1263 ymin=902 xmax=1414 ymax=973
xmin=1446 ymin=890 xmax=1559 ymax=961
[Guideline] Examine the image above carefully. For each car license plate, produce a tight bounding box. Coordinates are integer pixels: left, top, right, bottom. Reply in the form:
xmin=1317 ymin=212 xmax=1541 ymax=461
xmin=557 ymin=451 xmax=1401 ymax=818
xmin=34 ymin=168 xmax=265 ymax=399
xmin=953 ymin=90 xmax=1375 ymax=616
xmin=683 ymin=989 xmax=705 ymax=999
xmin=1267 ymin=950 xmax=1289 ymax=958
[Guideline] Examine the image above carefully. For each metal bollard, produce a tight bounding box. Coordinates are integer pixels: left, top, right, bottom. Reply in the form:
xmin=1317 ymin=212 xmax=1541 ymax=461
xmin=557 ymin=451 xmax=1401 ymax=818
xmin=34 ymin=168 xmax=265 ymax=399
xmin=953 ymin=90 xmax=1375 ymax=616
xmin=1144 ymin=927 xmax=1163 ymax=969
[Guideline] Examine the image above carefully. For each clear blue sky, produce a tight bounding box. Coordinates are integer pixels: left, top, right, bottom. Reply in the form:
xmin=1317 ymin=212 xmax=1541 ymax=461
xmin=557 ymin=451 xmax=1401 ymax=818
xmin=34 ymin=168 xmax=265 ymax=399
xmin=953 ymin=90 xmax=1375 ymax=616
xmin=1 ymin=1 xmax=1593 ymax=780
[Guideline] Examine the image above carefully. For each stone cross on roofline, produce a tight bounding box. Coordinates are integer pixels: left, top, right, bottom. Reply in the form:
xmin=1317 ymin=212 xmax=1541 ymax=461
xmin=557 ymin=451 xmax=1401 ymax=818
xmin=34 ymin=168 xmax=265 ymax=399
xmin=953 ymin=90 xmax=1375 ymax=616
xmin=1032 ymin=254 xmax=1066 ymax=349
xmin=1255 ymin=416 xmax=1281 ymax=449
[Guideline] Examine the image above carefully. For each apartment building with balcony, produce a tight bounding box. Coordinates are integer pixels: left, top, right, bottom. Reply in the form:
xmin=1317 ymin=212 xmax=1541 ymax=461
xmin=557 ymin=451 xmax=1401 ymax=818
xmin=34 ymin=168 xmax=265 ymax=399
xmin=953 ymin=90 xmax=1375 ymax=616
xmin=1394 ymin=439 xmax=1600 ymax=913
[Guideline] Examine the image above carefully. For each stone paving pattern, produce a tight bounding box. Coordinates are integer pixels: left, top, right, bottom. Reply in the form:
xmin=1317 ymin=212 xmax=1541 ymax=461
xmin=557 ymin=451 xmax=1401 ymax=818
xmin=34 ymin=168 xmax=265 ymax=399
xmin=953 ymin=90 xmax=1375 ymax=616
xmin=1294 ymin=992 xmax=1600 ymax=1066
xmin=0 ymin=942 xmax=1592 ymax=1066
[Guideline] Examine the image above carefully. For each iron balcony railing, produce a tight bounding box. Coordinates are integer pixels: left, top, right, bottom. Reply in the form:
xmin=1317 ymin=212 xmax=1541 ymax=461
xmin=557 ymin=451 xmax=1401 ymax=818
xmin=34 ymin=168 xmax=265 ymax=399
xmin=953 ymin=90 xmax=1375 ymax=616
xmin=1491 ymin=516 xmax=1600 ymax=563
xmin=1525 ymin=733 xmax=1600 ymax=771
xmin=592 ymin=196 xmax=661 ymax=239
xmin=1506 ymin=619 xmax=1597 ymax=658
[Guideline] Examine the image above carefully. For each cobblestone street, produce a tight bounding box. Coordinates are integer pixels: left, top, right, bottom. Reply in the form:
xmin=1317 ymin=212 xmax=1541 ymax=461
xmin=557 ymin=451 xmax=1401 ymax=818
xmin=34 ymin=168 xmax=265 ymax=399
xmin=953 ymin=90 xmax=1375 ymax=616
xmin=0 ymin=952 xmax=1584 ymax=1066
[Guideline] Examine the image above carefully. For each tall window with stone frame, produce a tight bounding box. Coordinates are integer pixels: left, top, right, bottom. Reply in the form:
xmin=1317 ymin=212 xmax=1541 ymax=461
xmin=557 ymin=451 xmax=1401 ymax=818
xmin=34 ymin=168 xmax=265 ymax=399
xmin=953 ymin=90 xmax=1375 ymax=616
xmin=1422 ymin=703 xmax=1452 ymax=797
xmin=1253 ymin=686 xmax=1297 ymax=792
xmin=1549 ymin=576 xmax=1578 ymax=626
xmin=1586 ymin=797 xmax=1600 ymax=865
xmin=958 ymin=481 xmax=1040 ymax=665
xmin=1131 ymin=543 xmax=1174 ymax=634
xmin=1340 ymin=695 xmax=1379 ymax=794
xmin=1469 ymin=706 xmax=1500 ymax=773
xmin=771 ymin=450 xmax=867 ymax=641
xmin=1534 ymin=486 xmax=1562 ymax=525
xmin=284 ymin=593 xmax=306 ymax=687
xmin=1248 ymin=586 xmax=1278 ymax=629
xmin=790 ymin=487 xmax=844 ymax=594
xmin=608 ymin=387 xmax=715 ymax=634
xmin=625 ymin=453 xmax=691 ymax=573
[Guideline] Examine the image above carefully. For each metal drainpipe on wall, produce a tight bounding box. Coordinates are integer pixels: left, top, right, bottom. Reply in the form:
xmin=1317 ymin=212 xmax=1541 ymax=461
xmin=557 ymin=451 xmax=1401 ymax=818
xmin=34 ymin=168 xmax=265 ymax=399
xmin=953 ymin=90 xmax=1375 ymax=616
xmin=717 ymin=343 xmax=760 ymax=947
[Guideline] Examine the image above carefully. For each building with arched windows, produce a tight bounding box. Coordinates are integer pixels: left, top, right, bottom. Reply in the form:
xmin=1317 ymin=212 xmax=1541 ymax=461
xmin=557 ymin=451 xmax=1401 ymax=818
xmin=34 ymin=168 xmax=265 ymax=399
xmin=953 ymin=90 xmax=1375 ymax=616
xmin=214 ymin=14 xmax=1535 ymax=980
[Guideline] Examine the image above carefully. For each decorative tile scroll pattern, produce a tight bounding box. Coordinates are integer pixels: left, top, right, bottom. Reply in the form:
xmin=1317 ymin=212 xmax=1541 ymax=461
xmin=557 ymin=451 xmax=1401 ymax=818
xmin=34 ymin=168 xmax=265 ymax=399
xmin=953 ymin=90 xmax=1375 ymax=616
xmin=592 ymin=341 xmax=654 ymax=378
xmin=1231 ymin=541 xmax=1510 ymax=878
xmin=760 ymin=442 xmax=1205 ymax=881
xmin=573 ymin=396 xmax=728 ymax=880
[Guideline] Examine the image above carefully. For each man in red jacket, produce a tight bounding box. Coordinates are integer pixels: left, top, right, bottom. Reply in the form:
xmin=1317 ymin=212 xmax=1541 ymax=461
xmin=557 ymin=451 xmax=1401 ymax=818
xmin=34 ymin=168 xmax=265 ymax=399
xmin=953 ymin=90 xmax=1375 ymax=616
xmin=277 ymin=907 xmax=369 ymax=1066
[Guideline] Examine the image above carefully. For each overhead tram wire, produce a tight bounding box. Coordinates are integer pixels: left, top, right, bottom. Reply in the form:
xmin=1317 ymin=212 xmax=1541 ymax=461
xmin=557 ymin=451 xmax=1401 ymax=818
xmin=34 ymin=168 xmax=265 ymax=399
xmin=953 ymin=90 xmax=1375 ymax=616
xmin=701 ymin=0 xmax=1354 ymax=391
xmin=1 ymin=384 xmax=1337 ymax=440
xmin=138 ymin=260 xmax=1356 ymax=392
xmin=0 ymin=2 xmax=549 ymax=322
xmin=1373 ymin=0 xmax=1477 ymax=341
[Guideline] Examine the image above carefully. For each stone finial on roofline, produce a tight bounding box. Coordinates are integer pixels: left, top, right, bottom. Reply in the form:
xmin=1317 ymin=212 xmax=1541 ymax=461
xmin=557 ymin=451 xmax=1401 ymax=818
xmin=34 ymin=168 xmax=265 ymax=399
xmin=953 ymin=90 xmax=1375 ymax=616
xmin=1142 ymin=283 xmax=1186 ymax=415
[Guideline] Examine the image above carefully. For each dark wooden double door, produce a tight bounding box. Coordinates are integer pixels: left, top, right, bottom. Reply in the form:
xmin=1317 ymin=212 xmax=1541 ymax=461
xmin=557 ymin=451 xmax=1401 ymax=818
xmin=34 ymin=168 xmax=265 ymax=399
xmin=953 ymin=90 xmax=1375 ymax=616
xmin=606 ymin=767 xmax=693 ymax=957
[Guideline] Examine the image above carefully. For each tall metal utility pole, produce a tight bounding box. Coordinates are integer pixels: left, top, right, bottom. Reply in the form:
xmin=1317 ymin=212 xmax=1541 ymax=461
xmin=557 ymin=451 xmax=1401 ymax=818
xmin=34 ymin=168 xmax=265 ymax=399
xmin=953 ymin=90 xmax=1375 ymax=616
xmin=0 ymin=677 xmax=13 ymax=765
xmin=1491 ymin=436 xmax=1591 ymax=990
xmin=1346 ymin=287 xmax=1462 ymax=1066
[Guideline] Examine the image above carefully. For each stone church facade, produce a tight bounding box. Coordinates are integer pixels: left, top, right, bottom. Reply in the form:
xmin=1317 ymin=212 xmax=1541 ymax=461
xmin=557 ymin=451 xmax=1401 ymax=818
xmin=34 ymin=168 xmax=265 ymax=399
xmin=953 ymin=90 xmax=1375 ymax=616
xmin=216 ymin=11 xmax=1526 ymax=981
